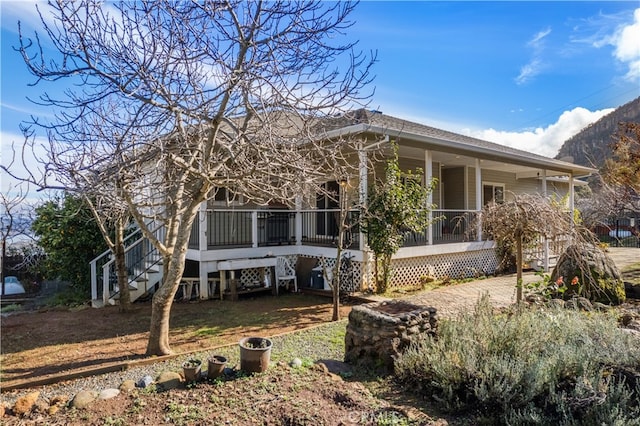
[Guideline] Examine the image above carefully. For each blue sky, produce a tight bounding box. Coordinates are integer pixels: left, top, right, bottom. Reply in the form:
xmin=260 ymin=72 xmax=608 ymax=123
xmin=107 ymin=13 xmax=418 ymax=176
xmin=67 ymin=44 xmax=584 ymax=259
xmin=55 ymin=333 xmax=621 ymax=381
xmin=1 ymin=1 xmax=639 ymax=198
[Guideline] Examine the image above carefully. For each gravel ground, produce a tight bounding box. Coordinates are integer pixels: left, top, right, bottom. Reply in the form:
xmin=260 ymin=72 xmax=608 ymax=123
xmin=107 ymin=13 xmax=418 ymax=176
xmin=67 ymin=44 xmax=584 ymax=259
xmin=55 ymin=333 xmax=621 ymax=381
xmin=1 ymin=321 xmax=348 ymax=407
xmin=3 ymin=248 xmax=636 ymax=407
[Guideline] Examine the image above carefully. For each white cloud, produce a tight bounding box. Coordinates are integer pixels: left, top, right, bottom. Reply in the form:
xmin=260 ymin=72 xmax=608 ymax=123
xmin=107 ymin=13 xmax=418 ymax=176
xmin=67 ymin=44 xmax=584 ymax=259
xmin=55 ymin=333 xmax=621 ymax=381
xmin=610 ymin=8 xmax=640 ymax=81
xmin=574 ymin=8 xmax=640 ymax=82
xmin=529 ymin=27 xmax=552 ymax=47
xmin=515 ymin=27 xmax=552 ymax=85
xmin=1 ymin=130 xmax=56 ymax=203
xmin=464 ymin=107 xmax=614 ymax=158
xmin=1 ymin=1 xmax=50 ymax=34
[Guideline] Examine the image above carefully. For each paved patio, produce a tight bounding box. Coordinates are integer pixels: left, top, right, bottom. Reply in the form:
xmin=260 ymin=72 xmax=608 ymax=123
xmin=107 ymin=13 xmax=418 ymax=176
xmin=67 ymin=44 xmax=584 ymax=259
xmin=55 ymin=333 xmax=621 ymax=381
xmin=405 ymin=247 xmax=639 ymax=317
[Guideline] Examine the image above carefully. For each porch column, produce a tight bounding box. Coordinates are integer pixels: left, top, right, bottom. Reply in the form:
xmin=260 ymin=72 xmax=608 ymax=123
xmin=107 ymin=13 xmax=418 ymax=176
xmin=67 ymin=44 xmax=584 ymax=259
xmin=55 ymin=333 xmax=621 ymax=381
xmin=198 ymin=201 xmax=209 ymax=299
xmin=425 ymin=149 xmax=433 ymax=245
xmin=475 ymin=159 xmax=482 ymax=241
xmin=251 ymin=211 xmax=259 ymax=248
xmin=568 ymin=173 xmax=575 ymax=222
xmin=541 ymin=170 xmax=550 ymax=272
xmin=358 ymin=147 xmax=368 ymax=251
xmin=295 ymin=195 xmax=302 ymax=245
xmin=199 ymin=201 xmax=208 ymax=252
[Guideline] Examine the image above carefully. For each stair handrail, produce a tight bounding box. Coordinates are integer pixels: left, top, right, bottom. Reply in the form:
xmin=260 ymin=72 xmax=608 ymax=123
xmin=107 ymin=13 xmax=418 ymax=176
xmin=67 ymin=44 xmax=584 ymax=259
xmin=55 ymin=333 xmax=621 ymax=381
xmin=91 ymin=223 xmax=165 ymax=303
xmin=90 ymin=227 xmax=143 ymax=301
xmin=101 ymin=224 xmax=165 ymax=304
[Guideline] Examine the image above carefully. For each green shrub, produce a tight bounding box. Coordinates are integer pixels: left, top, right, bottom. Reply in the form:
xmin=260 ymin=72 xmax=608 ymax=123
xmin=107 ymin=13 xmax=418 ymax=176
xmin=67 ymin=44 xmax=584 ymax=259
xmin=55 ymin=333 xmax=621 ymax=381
xmin=394 ymin=295 xmax=640 ymax=424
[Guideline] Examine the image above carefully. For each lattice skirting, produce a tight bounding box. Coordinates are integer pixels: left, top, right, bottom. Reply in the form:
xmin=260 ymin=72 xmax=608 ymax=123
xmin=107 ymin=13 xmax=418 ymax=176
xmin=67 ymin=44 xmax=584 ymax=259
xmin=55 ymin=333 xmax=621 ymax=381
xmin=384 ymin=249 xmax=498 ymax=290
xmin=298 ymin=254 xmax=364 ymax=293
xmin=239 ymin=254 xmax=299 ymax=287
xmin=298 ymin=249 xmax=497 ymax=292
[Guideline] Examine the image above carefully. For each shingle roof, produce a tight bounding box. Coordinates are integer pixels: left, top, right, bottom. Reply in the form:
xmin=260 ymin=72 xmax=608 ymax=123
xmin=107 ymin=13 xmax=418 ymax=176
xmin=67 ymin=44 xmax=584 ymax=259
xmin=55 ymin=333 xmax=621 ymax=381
xmin=316 ymin=109 xmax=595 ymax=176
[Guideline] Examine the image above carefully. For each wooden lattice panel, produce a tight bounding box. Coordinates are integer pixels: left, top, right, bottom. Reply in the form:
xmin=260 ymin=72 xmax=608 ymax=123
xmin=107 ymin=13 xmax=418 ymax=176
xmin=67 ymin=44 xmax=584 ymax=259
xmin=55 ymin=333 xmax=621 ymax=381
xmin=387 ymin=249 xmax=498 ymax=289
xmin=298 ymin=254 xmax=363 ymax=293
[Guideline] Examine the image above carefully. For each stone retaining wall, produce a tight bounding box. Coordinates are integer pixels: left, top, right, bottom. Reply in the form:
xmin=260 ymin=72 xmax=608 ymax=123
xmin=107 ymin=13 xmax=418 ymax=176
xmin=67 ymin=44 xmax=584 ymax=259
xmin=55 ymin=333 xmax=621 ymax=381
xmin=344 ymin=300 xmax=437 ymax=371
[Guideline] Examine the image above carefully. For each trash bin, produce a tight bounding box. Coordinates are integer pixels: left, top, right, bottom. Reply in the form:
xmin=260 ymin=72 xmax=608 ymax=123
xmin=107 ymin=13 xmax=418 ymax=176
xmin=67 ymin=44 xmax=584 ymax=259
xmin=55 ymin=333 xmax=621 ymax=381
xmin=310 ymin=267 xmax=325 ymax=289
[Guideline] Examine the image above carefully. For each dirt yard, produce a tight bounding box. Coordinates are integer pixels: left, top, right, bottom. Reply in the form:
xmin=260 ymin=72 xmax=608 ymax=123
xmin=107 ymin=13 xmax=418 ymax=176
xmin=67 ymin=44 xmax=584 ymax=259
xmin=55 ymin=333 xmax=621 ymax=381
xmin=1 ymin=293 xmax=352 ymax=389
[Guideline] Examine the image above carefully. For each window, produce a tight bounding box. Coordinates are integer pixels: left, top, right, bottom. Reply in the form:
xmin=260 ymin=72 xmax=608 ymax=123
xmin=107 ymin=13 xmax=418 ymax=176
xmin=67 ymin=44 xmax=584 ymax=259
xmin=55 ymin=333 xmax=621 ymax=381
xmin=483 ymin=183 xmax=504 ymax=204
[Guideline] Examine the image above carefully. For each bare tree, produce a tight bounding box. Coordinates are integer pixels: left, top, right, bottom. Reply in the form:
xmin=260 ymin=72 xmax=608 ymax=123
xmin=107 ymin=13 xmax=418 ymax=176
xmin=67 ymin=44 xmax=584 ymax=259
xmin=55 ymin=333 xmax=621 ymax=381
xmin=1 ymin=183 xmax=33 ymax=294
xmin=478 ymin=193 xmax=585 ymax=303
xmin=14 ymin=0 xmax=374 ymax=355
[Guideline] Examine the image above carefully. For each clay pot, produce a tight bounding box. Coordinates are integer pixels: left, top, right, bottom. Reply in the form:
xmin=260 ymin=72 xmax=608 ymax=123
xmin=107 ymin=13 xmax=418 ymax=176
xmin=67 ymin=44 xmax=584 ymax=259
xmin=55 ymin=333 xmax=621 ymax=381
xmin=239 ymin=337 xmax=272 ymax=373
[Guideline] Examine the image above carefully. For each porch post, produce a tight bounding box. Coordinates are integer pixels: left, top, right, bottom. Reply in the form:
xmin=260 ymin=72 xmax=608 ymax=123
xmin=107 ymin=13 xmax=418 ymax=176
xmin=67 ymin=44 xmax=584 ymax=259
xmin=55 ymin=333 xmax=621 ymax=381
xmin=358 ymin=147 xmax=368 ymax=251
xmin=568 ymin=173 xmax=575 ymax=222
xmin=198 ymin=201 xmax=209 ymax=299
xmin=91 ymin=260 xmax=97 ymax=301
xmin=198 ymin=201 xmax=207 ymax=252
xmin=295 ymin=195 xmax=302 ymax=245
xmin=475 ymin=159 xmax=482 ymax=241
xmin=541 ymin=170 xmax=550 ymax=272
xmin=425 ymin=149 xmax=433 ymax=245
xmin=251 ymin=211 xmax=259 ymax=248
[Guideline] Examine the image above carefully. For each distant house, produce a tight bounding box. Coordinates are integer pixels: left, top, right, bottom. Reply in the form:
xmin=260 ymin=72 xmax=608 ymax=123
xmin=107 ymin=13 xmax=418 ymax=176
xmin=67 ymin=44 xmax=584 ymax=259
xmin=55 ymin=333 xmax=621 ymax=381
xmin=91 ymin=109 xmax=595 ymax=306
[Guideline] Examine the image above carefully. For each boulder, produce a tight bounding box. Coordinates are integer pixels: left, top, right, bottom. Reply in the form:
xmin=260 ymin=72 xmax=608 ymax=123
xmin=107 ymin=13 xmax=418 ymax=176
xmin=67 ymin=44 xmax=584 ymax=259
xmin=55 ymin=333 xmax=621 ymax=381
xmin=551 ymin=244 xmax=626 ymax=305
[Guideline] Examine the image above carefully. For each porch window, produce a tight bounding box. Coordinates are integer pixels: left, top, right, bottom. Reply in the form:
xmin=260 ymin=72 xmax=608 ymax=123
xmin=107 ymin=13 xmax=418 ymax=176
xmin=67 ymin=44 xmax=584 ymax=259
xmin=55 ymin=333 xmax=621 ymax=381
xmin=483 ymin=183 xmax=504 ymax=204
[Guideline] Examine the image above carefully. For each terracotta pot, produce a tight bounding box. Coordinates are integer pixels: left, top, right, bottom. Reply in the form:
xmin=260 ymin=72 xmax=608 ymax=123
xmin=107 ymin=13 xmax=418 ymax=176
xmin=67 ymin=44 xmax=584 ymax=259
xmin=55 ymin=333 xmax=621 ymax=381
xmin=239 ymin=337 xmax=272 ymax=373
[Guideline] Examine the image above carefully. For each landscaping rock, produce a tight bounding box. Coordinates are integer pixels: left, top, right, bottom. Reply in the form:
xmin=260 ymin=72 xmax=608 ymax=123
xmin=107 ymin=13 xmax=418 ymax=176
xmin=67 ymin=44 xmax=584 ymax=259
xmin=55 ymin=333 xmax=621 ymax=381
xmin=551 ymin=244 xmax=626 ymax=304
xmin=34 ymin=399 xmax=50 ymax=413
xmin=136 ymin=375 xmax=154 ymax=388
xmin=71 ymin=390 xmax=98 ymax=409
xmin=593 ymin=302 xmax=611 ymax=311
xmin=625 ymin=282 xmax=640 ymax=299
xmin=290 ymin=358 xmax=303 ymax=368
xmin=98 ymin=388 xmax=120 ymax=400
xmin=576 ymin=297 xmax=593 ymax=311
xmin=156 ymin=371 xmax=182 ymax=391
xmin=120 ymin=379 xmax=136 ymax=392
xmin=548 ymin=298 xmax=565 ymax=309
xmin=13 ymin=391 xmax=40 ymax=415
xmin=50 ymin=395 xmax=69 ymax=407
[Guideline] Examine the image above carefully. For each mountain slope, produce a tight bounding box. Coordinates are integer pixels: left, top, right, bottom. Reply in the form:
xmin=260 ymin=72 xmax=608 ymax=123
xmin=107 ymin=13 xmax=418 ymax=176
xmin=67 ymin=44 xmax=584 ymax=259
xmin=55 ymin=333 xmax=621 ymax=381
xmin=555 ymin=97 xmax=640 ymax=168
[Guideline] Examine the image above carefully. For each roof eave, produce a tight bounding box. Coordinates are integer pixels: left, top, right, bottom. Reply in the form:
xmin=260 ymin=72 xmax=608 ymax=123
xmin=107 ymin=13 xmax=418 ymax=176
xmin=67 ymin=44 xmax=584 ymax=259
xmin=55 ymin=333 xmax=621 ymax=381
xmin=320 ymin=123 xmax=596 ymax=177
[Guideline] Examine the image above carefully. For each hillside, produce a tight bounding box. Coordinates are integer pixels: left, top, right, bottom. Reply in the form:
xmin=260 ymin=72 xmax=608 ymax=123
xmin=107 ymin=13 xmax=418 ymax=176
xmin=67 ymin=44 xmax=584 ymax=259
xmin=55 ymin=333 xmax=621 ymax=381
xmin=555 ymin=97 xmax=640 ymax=168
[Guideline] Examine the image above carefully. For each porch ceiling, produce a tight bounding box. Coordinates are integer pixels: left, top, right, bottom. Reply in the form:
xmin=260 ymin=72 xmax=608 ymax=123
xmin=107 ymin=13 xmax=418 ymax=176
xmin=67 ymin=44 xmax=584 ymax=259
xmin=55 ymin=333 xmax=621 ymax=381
xmin=398 ymin=145 xmax=573 ymax=179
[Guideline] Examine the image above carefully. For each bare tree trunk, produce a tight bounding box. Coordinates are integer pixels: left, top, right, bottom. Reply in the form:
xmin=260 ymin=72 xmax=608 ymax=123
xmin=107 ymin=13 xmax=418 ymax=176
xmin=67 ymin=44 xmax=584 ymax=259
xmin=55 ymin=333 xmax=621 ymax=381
xmin=114 ymin=217 xmax=132 ymax=312
xmin=146 ymin=253 xmax=185 ymax=355
xmin=145 ymin=204 xmax=199 ymax=356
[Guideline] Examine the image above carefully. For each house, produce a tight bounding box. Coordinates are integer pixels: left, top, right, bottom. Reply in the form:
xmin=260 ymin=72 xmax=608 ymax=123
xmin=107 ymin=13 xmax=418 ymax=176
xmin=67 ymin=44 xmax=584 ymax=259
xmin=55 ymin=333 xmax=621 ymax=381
xmin=90 ymin=109 xmax=595 ymax=306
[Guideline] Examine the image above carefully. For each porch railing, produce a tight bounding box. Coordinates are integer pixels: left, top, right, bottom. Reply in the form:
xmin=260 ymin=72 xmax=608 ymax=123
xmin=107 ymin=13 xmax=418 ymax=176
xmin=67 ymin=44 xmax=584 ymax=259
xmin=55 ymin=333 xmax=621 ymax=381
xmin=300 ymin=209 xmax=360 ymax=249
xmin=402 ymin=209 xmax=480 ymax=247
xmin=188 ymin=209 xmax=361 ymax=250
